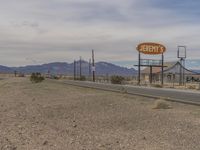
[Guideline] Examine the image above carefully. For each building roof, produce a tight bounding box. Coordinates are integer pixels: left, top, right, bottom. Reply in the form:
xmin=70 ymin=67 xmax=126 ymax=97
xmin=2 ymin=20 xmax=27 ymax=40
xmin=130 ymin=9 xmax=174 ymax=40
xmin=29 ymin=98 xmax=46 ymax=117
xmin=141 ymin=61 xmax=199 ymax=75
xmin=141 ymin=62 xmax=174 ymax=74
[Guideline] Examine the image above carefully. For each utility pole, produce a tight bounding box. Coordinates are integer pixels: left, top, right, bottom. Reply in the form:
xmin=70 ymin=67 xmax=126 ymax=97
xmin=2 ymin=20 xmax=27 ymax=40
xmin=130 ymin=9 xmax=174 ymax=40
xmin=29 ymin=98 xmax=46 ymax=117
xmin=79 ymin=56 xmax=82 ymax=79
xmin=74 ymin=60 xmax=76 ymax=80
xmin=92 ymin=50 xmax=95 ymax=82
xmin=89 ymin=59 xmax=91 ymax=80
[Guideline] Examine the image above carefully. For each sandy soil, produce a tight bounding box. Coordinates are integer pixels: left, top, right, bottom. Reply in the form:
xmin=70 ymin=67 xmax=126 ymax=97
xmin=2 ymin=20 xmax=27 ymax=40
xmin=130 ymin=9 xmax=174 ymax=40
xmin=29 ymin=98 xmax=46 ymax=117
xmin=0 ymin=77 xmax=200 ymax=150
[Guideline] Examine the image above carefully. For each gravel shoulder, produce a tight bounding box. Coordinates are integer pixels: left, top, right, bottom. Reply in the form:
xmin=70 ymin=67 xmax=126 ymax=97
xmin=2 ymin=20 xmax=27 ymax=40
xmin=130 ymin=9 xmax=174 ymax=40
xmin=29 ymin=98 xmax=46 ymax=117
xmin=0 ymin=78 xmax=200 ymax=150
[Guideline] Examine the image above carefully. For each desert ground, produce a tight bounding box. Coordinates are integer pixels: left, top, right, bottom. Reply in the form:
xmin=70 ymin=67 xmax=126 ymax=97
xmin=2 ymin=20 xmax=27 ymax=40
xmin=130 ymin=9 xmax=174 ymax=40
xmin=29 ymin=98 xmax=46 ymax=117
xmin=0 ymin=77 xmax=200 ymax=150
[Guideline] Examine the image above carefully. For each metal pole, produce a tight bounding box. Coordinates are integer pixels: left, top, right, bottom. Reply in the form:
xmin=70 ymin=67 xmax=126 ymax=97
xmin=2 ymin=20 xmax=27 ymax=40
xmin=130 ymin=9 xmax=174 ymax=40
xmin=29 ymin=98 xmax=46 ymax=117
xmin=183 ymin=58 xmax=185 ymax=85
xmin=177 ymin=46 xmax=187 ymax=86
xmin=150 ymin=66 xmax=152 ymax=84
xmin=161 ymin=53 xmax=164 ymax=86
xmin=179 ymin=58 xmax=182 ymax=86
xmin=92 ymin=50 xmax=95 ymax=82
xmin=138 ymin=52 xmax=141 ymax=85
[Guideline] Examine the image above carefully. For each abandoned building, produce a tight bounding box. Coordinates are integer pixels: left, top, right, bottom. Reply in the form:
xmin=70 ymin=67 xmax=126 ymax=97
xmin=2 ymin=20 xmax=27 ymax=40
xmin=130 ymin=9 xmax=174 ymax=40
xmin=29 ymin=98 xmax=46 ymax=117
xmin=141 ymin=61 xmax=200 ymax=84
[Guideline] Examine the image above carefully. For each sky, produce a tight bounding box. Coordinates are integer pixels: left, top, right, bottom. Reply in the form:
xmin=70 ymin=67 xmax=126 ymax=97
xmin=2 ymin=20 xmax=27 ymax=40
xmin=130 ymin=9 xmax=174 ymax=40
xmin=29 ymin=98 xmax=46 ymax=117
xmin=0 ymin=0 xmax=200 ymax=68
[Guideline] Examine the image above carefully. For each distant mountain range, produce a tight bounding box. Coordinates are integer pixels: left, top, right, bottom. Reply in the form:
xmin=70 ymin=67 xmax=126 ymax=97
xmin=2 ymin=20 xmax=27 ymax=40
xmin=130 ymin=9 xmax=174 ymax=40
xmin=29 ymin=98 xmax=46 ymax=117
xmin=192 ymin=70 xmax=200 ymax=74
xmin=0 ymin=61 xmax=137 ymax=76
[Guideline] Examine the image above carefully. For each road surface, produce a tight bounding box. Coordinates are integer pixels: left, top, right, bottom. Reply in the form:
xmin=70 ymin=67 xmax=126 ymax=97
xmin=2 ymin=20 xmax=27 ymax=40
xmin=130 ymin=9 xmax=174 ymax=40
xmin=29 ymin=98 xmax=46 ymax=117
xmin=63 ymin=80 xmax=200 ymax=106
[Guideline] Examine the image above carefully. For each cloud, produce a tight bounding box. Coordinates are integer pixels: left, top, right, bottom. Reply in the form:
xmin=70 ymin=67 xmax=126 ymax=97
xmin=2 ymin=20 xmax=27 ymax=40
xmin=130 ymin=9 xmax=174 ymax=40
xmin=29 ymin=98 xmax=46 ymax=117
xmin=0 ymin=0 xmax=199 ymax=68
xmin=12 ymin=21 xmax=39 ymax=28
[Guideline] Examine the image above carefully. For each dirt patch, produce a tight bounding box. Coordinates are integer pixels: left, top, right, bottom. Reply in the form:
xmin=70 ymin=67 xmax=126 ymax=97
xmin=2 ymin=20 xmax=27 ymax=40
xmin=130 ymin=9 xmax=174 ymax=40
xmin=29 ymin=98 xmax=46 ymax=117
xmin=0 ymin=78 xmax=200 ymax=150
xmin=153 ymin=99 xmax=172 ymax=109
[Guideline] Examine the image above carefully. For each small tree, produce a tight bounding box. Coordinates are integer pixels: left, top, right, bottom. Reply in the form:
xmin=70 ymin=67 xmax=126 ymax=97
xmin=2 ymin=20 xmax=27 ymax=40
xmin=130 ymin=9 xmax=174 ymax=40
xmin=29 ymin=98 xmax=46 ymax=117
xmin=111 ymin=75 xmax=125 ymax=84
xmin=30 ymin=72 xmax=45 ymax=83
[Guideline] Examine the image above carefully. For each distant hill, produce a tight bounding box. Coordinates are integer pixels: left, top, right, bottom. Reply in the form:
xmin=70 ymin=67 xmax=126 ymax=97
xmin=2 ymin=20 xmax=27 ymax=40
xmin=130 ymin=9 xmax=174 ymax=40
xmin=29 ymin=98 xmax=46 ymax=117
xmin=0 ymin=61 xmax=137 ymax=76
xmin=0 ymin=65 xmax=13 ymax=73
xmin=95 ymin=62 xmax=136 ymax=76
xmin=192 ymin=70 xmax=200 ymax=74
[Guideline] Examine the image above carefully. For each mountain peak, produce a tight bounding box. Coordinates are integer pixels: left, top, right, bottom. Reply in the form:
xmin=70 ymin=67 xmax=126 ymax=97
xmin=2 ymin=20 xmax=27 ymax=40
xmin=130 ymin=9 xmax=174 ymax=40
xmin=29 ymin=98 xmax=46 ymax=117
xmin=0 ymin=61 xmax=136 ymax=76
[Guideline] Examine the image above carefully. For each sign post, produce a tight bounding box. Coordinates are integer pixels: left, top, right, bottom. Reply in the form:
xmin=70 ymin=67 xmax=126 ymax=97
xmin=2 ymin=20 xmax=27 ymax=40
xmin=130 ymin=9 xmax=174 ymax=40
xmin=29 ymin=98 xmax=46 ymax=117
xmin=161 ymin=53 xmax=164 ymax=85
xmin=136 ymin=42 xmax=166 ymax=86
xmin=177 ymin=46 xmax=187 ymax=86
xmin=138 ymin=52 xmax=141 ymax=85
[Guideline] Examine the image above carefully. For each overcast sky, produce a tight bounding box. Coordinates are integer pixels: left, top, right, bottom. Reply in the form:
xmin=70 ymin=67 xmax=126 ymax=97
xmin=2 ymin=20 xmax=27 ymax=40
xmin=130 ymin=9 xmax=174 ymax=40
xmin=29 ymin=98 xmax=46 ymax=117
xmin=0 ymin=0 xmax=200 ymax=67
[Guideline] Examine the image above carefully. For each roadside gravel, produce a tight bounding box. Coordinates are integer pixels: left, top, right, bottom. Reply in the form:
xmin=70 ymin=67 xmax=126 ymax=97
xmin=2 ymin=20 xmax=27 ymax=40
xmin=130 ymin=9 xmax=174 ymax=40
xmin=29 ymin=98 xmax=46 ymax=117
xmin=0 ymin=78 xmax=200 ymax=150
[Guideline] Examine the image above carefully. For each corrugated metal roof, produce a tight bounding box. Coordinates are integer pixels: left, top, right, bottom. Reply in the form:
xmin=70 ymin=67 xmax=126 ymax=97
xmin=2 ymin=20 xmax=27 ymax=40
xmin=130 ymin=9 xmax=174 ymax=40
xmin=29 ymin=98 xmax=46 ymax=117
xmin=141 ymin=61 xmax=198 ymax=74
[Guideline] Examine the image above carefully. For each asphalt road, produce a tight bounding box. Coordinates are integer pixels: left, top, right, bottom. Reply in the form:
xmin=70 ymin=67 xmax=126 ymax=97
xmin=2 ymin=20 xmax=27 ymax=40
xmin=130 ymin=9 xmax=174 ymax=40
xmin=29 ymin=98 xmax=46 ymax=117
xmin=63 ymin=80 xmax=200 ymax=106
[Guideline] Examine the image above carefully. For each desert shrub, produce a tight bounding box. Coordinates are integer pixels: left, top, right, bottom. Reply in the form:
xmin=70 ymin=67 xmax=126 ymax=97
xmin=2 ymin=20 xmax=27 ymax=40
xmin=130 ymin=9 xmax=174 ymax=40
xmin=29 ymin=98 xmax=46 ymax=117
xmin=18 ymin=73 xmax=25 ymax=77
xmin=111 ymin=75 xmax=125 ymax=84
xmin=153 ymin=99 xmax=172 ymax=109
xmin=50 ymin=75 xmax=59 ymax=80
xmin=120 ymin=87 xmax=127 ymax=93
xmin=30 ymin=72 xmax=45 ymax=83
xmin=80 ymin=75 xmax=86 ymax=81
xmin=124 ymin=77 xmax=132 ymax=81
xmin=152 ymin=84 xmax=163 ymax=88
xmin=188 ymin=85 xmax=196 ymax=89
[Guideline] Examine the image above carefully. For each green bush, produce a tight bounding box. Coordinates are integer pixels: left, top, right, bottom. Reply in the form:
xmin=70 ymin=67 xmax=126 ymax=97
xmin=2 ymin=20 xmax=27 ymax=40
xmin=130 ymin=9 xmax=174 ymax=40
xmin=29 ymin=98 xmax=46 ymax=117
xmin=30 ymin=72 xmax=45 ymax=83
xmin=111 ymin=75 xmax=125 ymax=84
